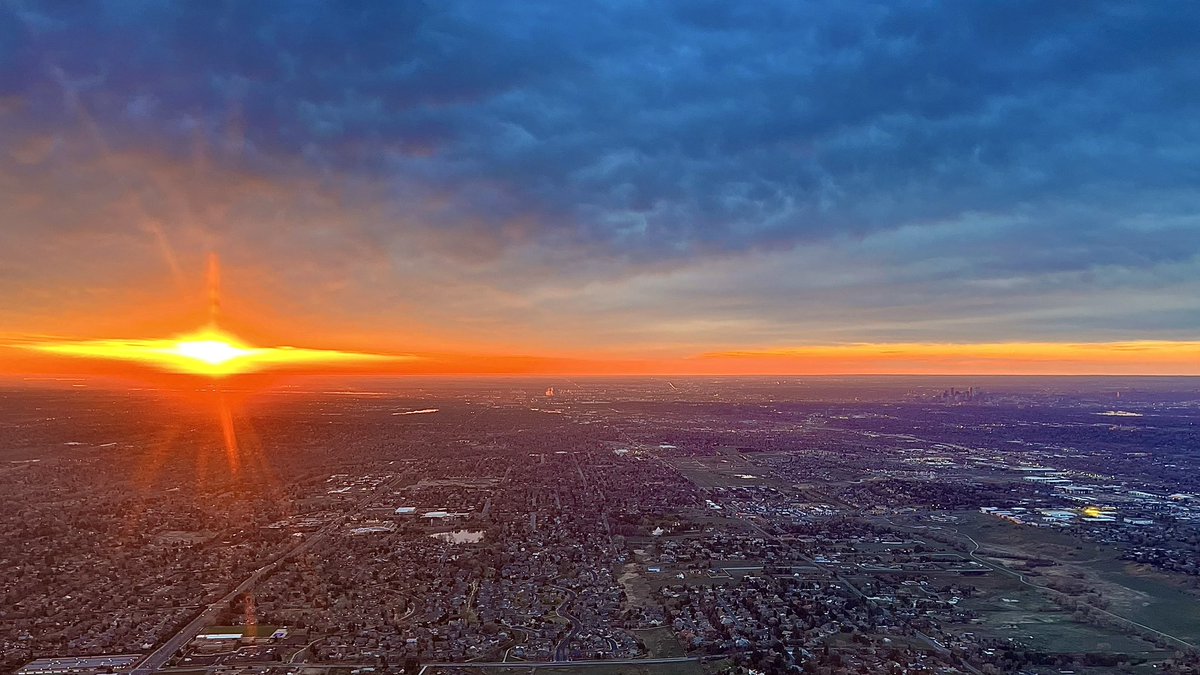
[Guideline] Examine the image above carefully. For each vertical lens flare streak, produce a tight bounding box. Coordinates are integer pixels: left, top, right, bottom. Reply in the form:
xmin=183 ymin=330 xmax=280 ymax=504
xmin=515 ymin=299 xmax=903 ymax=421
xmin=208 ymin=253 xmax=221 ymax=325
xmin=218 ymin=396 xmax=241 ymax=473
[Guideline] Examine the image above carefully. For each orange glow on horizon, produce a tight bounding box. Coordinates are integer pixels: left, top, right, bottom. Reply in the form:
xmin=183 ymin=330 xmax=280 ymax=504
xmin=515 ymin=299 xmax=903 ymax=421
xmin=692 ymin=341 xmax=1200 ymax=375
xmin=2 ymin=254 xmax=1194 ymax=380
xmin=21 ymin=325 xmax=399 ymax=377
xmin=3 ymin=338 xmax=1200 ymax=379
xmin=8 ymin=254 xmax=404 ymax=379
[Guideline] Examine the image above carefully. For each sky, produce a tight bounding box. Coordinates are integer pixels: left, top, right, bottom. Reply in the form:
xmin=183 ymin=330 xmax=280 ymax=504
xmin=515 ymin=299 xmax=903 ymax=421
xmin=1 ymin=1 xmax=1199 ymax=376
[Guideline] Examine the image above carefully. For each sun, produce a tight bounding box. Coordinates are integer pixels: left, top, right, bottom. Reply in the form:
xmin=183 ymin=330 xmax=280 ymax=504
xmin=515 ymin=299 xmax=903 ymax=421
xmin=155 ymin=327 xmax=266 ymax=374
xmin=24 ymin=326 xmax=395 ymax=377
xmin=16 ymin=254 xmax=402 ymax=377
xmin=174 ymin=338 xmax=253 ymax=366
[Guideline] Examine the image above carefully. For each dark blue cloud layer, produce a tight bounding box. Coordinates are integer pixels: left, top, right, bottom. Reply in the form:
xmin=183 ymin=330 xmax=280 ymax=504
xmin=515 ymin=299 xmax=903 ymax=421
xmin=2 ymin=0 xmax=1199 ymax=345
xmin=4 ymin=1 xmax=1198 ymax=252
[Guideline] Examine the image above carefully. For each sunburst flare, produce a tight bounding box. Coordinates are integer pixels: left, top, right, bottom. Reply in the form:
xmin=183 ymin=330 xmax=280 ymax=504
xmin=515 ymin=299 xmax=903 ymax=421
xmin=24 ymin=326 xmax=395 ymax=377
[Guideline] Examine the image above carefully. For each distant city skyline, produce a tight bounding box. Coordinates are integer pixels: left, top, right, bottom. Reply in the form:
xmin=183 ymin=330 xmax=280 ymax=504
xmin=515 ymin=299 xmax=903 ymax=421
xmin=2 ymin=1 xmax=1199 ymax=376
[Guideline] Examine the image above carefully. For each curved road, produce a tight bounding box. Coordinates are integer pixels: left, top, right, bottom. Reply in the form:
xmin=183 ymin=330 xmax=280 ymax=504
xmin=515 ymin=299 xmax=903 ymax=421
xmin=550 ymin=586 xmax=580 ymax=661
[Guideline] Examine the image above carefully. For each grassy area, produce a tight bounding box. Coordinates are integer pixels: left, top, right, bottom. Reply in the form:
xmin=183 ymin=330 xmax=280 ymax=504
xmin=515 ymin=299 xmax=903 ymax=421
xmin=922 ymin=510 xmax=1200 ymax=658
xmin=954 ymin=511 xmax=1200 ymax=645
xmin=1087 ymin=557 xmax=1200 ymax=643
xmin=632 ymin=626 xmax=687 ymax=658
xmin=664 ymin=456 xmax=771 ymax=489
xmin=698 ymin=659 xmax=732 ymax=675
xmin=971 ymin=611 xmax=1157 ymax=654
xmin=954 ymin=511 xmax=1108 ymax=563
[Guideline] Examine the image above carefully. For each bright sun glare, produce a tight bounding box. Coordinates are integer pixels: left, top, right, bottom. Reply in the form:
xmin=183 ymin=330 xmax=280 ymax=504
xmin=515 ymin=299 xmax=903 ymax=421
xmin=173 ymin=338 xmax=252 ymax=366
xmin=18 ymin=255 xmax=400 ymax=377
xmin=25 ymin=326 xmax=393 ymax=377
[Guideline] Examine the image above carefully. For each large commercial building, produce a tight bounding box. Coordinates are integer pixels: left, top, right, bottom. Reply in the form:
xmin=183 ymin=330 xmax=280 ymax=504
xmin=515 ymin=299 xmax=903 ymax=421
xmin=17 ymin=655 xmax=141 ymax=675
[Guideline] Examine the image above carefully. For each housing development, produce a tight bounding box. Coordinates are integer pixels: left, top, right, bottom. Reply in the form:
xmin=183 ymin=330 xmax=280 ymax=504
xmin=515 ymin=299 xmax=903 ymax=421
xmin=2 ymin=377 xmax=1199 ymax=675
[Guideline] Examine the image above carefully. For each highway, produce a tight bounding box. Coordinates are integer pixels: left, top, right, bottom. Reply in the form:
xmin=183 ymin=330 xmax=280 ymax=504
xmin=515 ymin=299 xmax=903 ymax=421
xmin=132 ymin=516 xmax=342 ymax=674
xmin=417 ymin=656 xmax=699 ymax=673
xmin=133 ymin=471 xmax=410 ymax=673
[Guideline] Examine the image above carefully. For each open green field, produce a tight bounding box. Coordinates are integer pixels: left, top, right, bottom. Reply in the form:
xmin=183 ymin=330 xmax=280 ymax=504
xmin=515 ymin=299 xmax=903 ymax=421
xmin=868 ymin=510 xmax=1192 ymax=666
xmin=622 ymin=562 xmax=738 ymax=595
xmin=632 ymin=627 xmax=687 ymax=658
xmin=952 ymin=571 xmax=1175 ymax=663
xmin=664 ymin=455 xmax=793 ymax=490
xmin=969 ymin=609 xmax=1165 ymax=654
xmin=1087 ymin=556 xmax=1200 ymax=644
xmin=952 ymin=511 xmax=1108 ymax=563
xmin=951 ymin=510 xmax=1200 ymax=646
